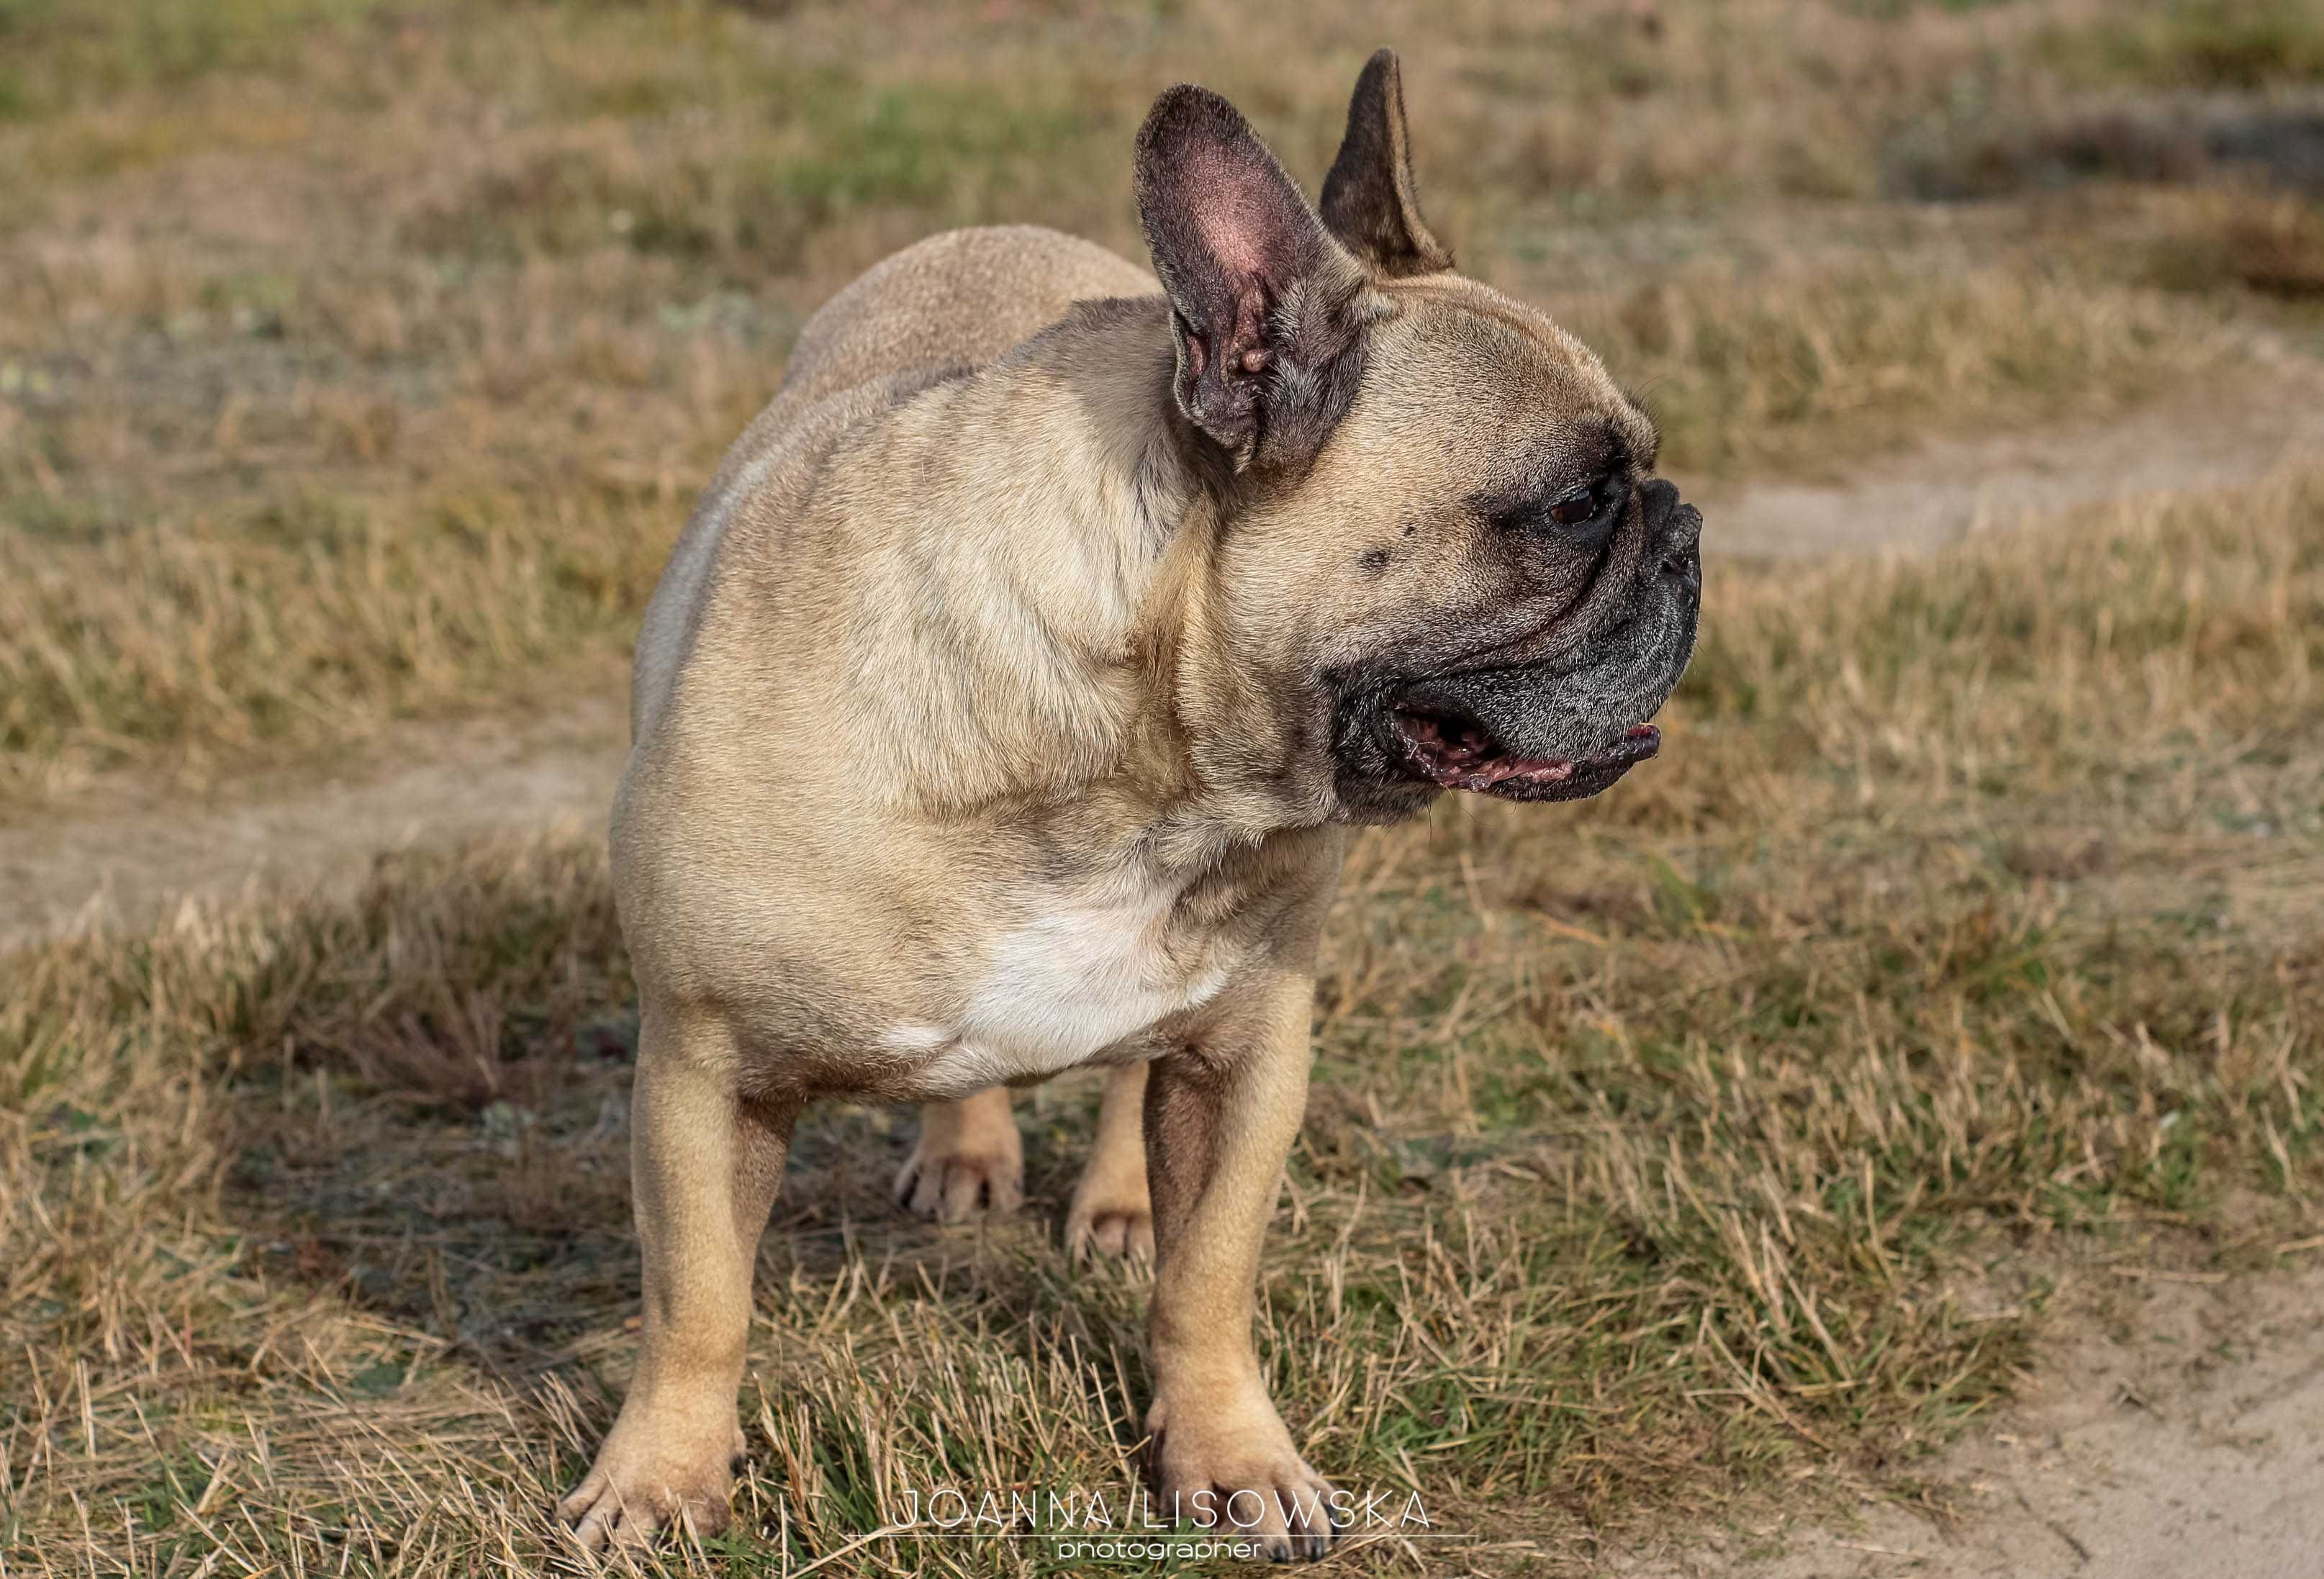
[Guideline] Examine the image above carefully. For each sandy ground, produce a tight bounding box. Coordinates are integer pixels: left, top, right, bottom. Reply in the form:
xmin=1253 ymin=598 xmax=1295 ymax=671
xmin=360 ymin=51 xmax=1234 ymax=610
xmin=1609 ymin=1264 xmax=2324 ymax=1579
xmin=1688 ymin=359 xmax=2324 ymax=558
xmin=0 ymin=694 xmax=629 ymax=950
xmin=4 ymin=372 xmax=2323 ymax=1574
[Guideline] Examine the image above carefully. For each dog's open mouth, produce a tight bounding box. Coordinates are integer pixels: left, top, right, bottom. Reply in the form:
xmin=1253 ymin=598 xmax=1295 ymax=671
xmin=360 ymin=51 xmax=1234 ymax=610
xmin=1387 ymin=705 xmax=1660 ymax=801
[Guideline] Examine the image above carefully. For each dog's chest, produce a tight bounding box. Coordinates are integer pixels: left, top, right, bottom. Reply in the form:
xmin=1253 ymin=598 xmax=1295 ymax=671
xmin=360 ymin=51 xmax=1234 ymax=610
xmin=882 ymin=871 xmax=1233 ymax=1092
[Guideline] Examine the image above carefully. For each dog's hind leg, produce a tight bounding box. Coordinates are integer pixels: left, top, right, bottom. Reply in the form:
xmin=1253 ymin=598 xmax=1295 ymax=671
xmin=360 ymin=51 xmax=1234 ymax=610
xmin=561 ymin=1007 xmax=793 ymax=1550
xmin=893 ymin=1085 xmax=1024 ymax=1223
xmin=1066 ymin=1063 xmax=1153 ymax=1261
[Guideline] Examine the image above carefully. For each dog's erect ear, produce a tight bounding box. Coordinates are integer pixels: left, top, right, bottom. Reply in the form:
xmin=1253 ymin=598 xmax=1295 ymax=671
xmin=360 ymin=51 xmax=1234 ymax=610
xmin=1320 ymin=49 xmax=1452 ymax=279
xmin=1134 ymin=85 xmax=1372 ymax=471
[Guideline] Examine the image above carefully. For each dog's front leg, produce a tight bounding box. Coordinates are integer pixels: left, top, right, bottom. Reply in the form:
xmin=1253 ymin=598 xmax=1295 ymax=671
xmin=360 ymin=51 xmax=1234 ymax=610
xmin=561 ymin=1006 xmax=794 ymax=1549
xmin=1142 ymin=972 xmax=1339 ymax=1561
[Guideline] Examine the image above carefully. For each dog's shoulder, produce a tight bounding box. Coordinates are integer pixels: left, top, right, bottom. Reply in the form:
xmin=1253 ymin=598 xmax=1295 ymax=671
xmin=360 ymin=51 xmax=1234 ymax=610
xmin=631 ymin=228 xmax=1157 ymax=744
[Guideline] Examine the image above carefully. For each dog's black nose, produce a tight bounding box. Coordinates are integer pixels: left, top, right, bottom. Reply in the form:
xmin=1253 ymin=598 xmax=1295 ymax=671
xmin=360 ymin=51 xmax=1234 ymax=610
xmin=1640 ymin=481 xmax=1702 ymax=587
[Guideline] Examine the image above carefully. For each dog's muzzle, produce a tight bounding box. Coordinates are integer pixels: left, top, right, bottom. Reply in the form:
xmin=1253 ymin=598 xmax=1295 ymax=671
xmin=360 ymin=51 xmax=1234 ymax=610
xmin=1335 ymin=482 xmax=1702 ymax=813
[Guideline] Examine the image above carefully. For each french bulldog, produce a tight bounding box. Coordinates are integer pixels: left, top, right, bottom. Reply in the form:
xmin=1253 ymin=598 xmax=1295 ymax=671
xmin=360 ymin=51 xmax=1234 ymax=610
xmin=562 ymin=49 xmax=1701 ymax=1559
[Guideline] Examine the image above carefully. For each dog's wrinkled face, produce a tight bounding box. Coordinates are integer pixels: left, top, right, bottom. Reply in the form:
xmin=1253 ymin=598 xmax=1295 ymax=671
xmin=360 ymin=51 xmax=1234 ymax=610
xmin=1137 ymin=54 xmax=1701 ymax=825
xmin=1233 ymin=279 xmax=1701 ymax=823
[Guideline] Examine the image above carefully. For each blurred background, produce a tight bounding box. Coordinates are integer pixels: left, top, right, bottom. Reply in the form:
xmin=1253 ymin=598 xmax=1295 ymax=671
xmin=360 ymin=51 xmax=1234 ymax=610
xmin=4 ymin=4 xmax=2323 ymax=1576
xmin=4 ymin=0 xmax=2322 ymax=797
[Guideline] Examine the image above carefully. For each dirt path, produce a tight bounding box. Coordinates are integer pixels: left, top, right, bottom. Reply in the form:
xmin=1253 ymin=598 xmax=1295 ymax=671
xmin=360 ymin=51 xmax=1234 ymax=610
xmin=1617 ymin=1264 xmax=2324 ymax=1579
xmin=1681 ymin=358 xmax=2324 ymax=558
xmin=0 ymin=695 xmax=628 ymax=949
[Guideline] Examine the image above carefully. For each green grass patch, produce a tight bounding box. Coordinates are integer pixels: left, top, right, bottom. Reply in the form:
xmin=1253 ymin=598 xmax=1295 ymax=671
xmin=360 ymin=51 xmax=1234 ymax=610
xmin=0 ymin=0 xmax=398 ymax=119
xmin=2038 ymin=0 xmax=2324 ymax=92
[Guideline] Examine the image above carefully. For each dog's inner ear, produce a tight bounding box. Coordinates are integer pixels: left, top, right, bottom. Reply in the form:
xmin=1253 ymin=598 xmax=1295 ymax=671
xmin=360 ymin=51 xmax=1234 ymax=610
xmin=1320 ymin=49 xmax=1453 ymax=279
xmin=1134 ymin=84 xmax=1370 ymax=471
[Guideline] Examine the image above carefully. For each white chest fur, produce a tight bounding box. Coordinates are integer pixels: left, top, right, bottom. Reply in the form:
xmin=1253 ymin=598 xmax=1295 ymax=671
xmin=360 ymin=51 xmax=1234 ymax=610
xmin=880 ymin=868 xmax=1230 ymax=1092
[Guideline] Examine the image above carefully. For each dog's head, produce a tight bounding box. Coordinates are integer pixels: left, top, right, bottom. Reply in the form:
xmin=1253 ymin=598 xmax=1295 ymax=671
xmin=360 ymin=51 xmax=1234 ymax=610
xmin=1139 ymin=52 xmax=1701 ymax=825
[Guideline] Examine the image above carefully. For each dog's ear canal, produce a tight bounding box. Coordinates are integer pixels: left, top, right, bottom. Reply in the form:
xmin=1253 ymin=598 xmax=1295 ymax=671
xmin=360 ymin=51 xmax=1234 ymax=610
xmin=1320 ymin=49 xmax=1453 ymax=279
xmin=1134 ymin=84 xmax=1373 ymax=472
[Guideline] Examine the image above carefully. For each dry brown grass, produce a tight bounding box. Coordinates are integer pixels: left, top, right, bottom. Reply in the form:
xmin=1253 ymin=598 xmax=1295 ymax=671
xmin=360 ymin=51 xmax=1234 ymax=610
xmin=6 ymin=466 xmax=2318 ymax=1574
xmin=0 ymin=0 xmax=2299 ymax=803
xmin=5 ymin=4 xmax=2322 ymax=1569
xmin=2141 ymin=186 xmax=2324 ymax=299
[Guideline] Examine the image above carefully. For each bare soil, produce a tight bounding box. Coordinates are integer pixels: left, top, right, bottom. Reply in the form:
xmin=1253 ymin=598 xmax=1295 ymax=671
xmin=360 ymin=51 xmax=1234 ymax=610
xmin=1683 ymin=357 xmax=2324 ymax=558
xmin=0 ymin=694 xmax=626 ymax=949
xmin=1616 ymin=1264 xmax=2324 ymax=1579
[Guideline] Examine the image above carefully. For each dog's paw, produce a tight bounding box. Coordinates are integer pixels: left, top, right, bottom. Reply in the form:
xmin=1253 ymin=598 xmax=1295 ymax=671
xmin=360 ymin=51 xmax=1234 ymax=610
xmin=1064 ymin=1169 xmax=1154 ymax=1262
xmin=559 ymin=1413 xmax=745 ymax=1552
xmin=894 ymin=1125 xmax=1023 ymax=1224
xmin=1146 ymin=1389 xmax=1343 ymax=1562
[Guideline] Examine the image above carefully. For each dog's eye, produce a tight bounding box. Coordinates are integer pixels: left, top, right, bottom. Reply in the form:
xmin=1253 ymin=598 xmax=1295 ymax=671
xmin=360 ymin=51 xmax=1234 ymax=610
xmin=1546 ymin=484 xmax=1599 ymax=527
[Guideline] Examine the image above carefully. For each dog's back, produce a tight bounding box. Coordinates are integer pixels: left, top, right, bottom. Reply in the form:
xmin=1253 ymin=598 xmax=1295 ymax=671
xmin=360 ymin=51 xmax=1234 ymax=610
xmin=777 ymin=225 xmax=1156 ymax=409
xmin=629 ymin=226 xmax=1156 ymax=742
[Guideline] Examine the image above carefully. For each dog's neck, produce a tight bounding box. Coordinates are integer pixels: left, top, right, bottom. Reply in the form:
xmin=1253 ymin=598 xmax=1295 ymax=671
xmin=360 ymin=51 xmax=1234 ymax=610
xmin=867 ymin=297 xmax=1327 ymax=866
